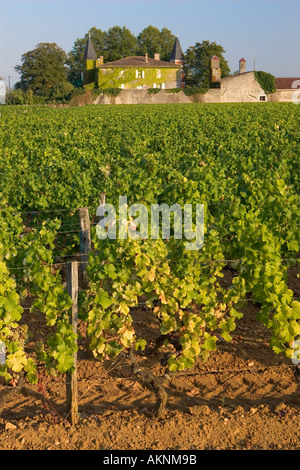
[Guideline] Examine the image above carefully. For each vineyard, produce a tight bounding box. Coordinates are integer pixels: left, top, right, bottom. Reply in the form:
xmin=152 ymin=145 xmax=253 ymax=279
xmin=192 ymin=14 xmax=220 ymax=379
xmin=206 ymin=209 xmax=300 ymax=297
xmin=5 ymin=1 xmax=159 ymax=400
xmin=0 ymin=102 xmax=300 ymax=450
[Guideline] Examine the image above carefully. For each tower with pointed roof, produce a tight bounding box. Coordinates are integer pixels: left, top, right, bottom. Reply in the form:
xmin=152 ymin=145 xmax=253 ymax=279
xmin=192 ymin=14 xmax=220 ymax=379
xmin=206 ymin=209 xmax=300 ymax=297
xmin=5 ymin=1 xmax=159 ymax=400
xmin=169 ymin=37 xmax=184 ymax=66
xmin=83 ymin=32 xmax=97 ymax=70
xmin=169 ymin=37 xmax=185 ymax=87
xmin=82 ymin=32 xmax=98 ymax=87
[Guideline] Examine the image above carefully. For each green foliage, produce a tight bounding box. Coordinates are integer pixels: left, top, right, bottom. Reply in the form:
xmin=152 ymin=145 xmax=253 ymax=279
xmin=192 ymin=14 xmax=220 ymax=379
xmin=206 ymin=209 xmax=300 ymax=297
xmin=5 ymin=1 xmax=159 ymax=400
xmin=0 ymin=102 xmax=299 ymax=379
xmin=102 ymin=87 xmax=122 ymax=97
xmin=97 ymin=66 xmax=177 ymax=90
xmin=147 ymin=88 xmax=161 ymax=94
xmin=137 ymin=26 xmax=175 ymax=61
xmin=184 ymin=40 xmax=230 ymax=88
xmin=15 ymin=43 xmax=72 ymax=100
xmin=98 ymin=67 xmax=178 ymax=90
xmin=165 ymin=88 xmax=182 ymax=93
xmin=254 ymin=71 xmax=276 ymax=94
xmin=6 ymin=89 xmax=28 ymax=105
xmin=104 ymin=26 xmax=137 ymax=62
xmin=0 ymin=196 xmax=77 ymax=383
xmin=183 ymin=86 xmax=209 ymax=96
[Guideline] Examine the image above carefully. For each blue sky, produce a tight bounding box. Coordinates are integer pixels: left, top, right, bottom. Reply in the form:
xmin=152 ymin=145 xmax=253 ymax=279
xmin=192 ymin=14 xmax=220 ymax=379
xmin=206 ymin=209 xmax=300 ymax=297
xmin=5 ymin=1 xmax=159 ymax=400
xmin=1 ymin=0 xmax=299 ymax=88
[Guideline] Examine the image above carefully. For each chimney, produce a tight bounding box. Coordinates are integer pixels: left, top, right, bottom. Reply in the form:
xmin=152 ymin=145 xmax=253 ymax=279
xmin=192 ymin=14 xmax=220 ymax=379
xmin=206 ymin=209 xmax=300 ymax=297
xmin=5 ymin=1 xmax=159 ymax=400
xmin=145 ymin=53 xmax=148 ymax=63
xmin=154 ymin=53 xmax=160 ymax=61
xmin=98 ymin=56 xmax=104 ymax=66
xmin=239 ymin=58 xmax=246 ymax=74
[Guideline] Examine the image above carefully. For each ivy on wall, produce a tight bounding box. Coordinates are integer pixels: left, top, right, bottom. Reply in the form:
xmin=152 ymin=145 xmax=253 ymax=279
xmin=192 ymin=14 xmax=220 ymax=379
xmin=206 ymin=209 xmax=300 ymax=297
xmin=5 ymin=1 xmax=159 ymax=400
xmin=96 ymin=67 xmax=180 ymax=89
xmin=254 ymin=71 xmax=276 ymax=95
xmin=183 ymin=86 xmax=209 ymax=96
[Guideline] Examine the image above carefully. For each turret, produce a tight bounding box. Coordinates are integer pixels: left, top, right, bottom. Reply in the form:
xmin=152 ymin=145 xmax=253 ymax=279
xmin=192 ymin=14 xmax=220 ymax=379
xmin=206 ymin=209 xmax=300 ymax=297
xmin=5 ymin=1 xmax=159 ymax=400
xmin=239 ymin=58 xmax=246 ymax=74
xmin=169 ymin=37 xmax=185 ymax=87
xmin=210 ymin=55 xmax=221 ymax=85
xmin=82 ymin=32 xmax=97 ymax=87
xmin=83 ymin=32 xmax=97 ymax=70
xmin=169 ymin=37 xmax=184 ymax=66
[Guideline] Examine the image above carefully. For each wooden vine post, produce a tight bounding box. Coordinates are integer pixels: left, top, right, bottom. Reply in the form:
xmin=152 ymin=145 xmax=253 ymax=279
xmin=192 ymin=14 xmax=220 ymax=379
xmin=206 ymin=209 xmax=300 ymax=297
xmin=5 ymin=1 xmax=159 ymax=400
xmin=78 ymin=207 xmax=91 ymax=288
xmin=66 ymin=261 xmax=79 ymax=425
xmin=78 ymin=207 xmax=93 ymax=357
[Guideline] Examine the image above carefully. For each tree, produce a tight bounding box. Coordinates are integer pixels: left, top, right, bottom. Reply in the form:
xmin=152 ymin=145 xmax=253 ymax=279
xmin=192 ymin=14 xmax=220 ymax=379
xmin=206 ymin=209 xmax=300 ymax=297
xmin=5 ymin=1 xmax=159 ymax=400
xmin=67 ymin=27 xmax=106 ymax=87
xmin=184 ymin=40 xmax=230 ymax=88
xmin=15 ymin=43 xmax=72 ymax=99
xmin=104 ymin=26 xmax=137 ymax=62
xmin=137 ymin=26 xmax=176 ymax=61
xmin=160 ymin=27 xmax=177 ymax=61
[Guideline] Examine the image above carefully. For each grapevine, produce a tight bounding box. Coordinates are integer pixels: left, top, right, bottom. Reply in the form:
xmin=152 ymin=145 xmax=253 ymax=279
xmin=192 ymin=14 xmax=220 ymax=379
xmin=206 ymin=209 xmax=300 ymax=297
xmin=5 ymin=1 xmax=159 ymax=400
xmin=0 ymin=102 xmax=299 ymax=419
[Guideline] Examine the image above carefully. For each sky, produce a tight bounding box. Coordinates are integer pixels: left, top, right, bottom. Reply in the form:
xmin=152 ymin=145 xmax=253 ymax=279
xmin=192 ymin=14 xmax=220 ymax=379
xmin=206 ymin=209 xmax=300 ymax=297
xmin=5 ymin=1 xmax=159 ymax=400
xmin=0 ymin=0 xmax=299 ymax=89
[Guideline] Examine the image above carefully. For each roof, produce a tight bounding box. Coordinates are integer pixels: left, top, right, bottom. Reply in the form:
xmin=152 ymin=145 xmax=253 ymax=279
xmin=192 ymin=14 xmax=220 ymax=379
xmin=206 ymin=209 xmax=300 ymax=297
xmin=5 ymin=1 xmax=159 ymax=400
xmin=211 ymin=55 xmax=220 ymax=61
xmin=275 ymin=77 xmax=300 ymax=89
xmin=98 ymin=56 xmax=180 ymax=68
xmin=220 ymin=71 xmax=254 ymax=83
xmin=83 ymin=36 xmax=97 ymax=61
xmin=169 ymin=37 xmax=183 ymax=62
xmin=239 ymin=58 xmax=246 ymax=62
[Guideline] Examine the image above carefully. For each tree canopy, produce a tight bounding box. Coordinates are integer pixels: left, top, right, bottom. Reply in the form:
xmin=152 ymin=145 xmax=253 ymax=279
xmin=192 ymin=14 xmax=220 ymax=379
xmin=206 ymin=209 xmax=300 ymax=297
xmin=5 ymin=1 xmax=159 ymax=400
xmin=15 ymin=43 xmax=73 ymax=99
xmin=184 ymin=40 xmax=230 ymax=88
xmin=105 ymin=26 xmax=138 ymax=62
xmin=15 ymin=42 xmax=73 ymax=99
xmin=136 ymin=26 xmax=176 ymax=61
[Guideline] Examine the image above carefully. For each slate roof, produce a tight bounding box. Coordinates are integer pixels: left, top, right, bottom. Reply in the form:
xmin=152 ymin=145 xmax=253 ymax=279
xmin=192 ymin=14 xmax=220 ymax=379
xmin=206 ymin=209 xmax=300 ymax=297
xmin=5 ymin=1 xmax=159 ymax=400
xmin=83 ymin=36 xmax=97 ymax=61
xmin=169 ymin=37 xmax=183 ymax=62
xmin=98 ymin=56 xmax=180 ymax=68
xmin=275 ymin=78 xmax=300 ymax=89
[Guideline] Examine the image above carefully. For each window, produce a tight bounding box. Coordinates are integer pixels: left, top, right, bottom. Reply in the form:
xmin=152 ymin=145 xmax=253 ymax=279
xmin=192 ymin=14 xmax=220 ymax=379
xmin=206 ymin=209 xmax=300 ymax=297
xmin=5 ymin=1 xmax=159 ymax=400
xmin=161 ymin=83 xmax=165 ymax=89
xmin=136 ymin=70 xmax=145 ymax=79
xmin=153 ymin=83 xmax=157 ymax=88
xmin=156 ymin=69 xmax=161 ymax=79
xmin=259 ymin=95 xmax=266 ymax=102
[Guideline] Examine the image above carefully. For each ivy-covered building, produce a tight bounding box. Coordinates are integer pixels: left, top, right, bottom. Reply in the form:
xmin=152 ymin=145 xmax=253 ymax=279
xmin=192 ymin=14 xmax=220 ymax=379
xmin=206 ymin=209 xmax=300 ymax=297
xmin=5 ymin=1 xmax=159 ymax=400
xmin=82 ymin=35 xmax=185 ymax=90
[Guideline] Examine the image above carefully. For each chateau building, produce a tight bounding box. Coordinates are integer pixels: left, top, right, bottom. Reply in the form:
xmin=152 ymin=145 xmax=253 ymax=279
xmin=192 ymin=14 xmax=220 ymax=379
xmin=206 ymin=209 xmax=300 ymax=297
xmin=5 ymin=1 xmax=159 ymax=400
xmin=83 ymin=35 xmax=185 ymax=90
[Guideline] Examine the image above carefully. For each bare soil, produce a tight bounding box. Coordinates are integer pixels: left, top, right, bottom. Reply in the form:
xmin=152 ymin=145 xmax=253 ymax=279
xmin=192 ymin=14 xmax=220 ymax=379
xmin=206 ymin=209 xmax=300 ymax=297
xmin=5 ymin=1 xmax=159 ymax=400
xmin=0 ymin=267 xmax=299 ymax=451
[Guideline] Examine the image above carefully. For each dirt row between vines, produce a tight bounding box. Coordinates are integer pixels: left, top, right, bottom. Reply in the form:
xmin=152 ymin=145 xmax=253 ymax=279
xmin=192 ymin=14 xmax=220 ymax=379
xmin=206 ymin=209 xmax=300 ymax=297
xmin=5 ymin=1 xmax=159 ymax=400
xmin=0 ymin=266 xmax=299 ymax=450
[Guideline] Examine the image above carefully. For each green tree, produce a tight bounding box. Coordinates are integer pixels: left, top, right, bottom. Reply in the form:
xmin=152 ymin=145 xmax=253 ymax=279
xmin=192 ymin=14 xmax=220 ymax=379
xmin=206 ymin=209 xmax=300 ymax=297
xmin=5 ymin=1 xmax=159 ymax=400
xmin=160 ymin=27 xmax=177 ymax=61
xmin=67 ymin=27 xmax=106 ymax=87
xmin=104 ymin=26 xmax=137 ymax=62
xmin=137 ymin=26 xmax=176 ymax=61
xmin=15 ymin=43 xmax=72 ymax=99
xmin=184 ymin=40 xmax=230 ymax=88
